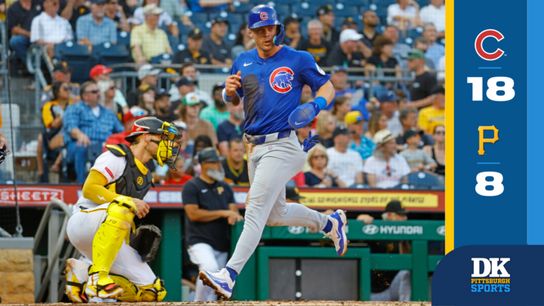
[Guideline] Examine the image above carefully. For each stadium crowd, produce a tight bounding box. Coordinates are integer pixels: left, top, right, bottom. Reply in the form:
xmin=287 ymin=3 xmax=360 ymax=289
xmin=2 ymin=0 xmax=445 ymax=189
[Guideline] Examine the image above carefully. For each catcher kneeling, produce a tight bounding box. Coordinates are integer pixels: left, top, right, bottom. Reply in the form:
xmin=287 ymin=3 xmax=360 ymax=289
xmin=65 ymin=117 xmax=180 ymax=303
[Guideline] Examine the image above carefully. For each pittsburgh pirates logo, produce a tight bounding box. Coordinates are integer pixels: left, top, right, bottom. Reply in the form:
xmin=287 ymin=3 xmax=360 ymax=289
xmin=137 ymin=176 xmax=144 ymax=185
xmin=269 ymin=67 xmax=294 ymax=94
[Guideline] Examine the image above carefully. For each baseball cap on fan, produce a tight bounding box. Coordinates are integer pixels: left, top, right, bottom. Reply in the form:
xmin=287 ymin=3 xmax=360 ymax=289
xmin=138 ymin=64 xmax=160 ymax=80
xmin=89 ymin=64 xmax=112 ymax=79
xmin=123 ymin=106 xmax=148 ymax=122
xmin=340 ymin=29 xmax=363 ymax=44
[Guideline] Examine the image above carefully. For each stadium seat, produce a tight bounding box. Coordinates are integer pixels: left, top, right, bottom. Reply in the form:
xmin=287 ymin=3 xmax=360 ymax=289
xmin=340 ymin=0 xmax=370 ymax=6
xmin=274 ymin=4 xmax=291 ymax=17
xmin=54 ymin=41 xmax=96 ymax=83
xmin=407 ymin=171 xmax=444 ymax=189
xmin=117 ymin=31 xmax=130 ymax=47
xmin=190 ymin=12 xmax=209 ymax=25
xmin=293 ymin=2 xmax=315 ymax=17
xmin=93 ymin=43 xmax=130 ymax=67
xmin=233 ymin=1 xmax=252 ymax=13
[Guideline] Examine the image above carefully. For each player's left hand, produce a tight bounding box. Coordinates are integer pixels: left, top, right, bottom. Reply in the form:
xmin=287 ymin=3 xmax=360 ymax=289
xmin=288 ymin=102 xmax=320 ymax=129
xmin=302 ymin=132 xmax=319 ymax=152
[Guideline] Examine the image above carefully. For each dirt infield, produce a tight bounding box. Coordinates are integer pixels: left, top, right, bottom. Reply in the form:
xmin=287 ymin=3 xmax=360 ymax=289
xmin=3 ymin=302 xmax=430 ymax=306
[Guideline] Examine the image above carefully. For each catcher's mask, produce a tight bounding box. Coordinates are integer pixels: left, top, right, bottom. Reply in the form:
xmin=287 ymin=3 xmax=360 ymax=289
xmin=126 ymin=117 xmax=181 ymax=168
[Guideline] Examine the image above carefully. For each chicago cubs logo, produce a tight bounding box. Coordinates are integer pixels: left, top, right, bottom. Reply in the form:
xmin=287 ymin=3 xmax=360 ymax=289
xmin=269 ymin=67 xmax=294 ymax=93
xmin=474 ymin=29 xmax=505 ymax=61
xmin=260 ymin=11 xmax=268 ymax=21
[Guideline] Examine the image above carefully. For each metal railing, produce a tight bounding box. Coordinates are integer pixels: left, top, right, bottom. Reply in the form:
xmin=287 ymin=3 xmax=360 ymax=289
xmin=33 ymin=198 xmax=77 ymax=302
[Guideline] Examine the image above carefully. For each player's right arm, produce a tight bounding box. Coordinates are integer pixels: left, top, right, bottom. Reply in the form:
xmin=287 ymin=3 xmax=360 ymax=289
xmin=222 ymin=59 xmax=244 ymax=105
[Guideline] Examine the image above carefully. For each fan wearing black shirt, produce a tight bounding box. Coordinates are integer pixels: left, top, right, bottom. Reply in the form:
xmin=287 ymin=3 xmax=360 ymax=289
xmin=183 ymin=148 xmax=242 ymax=301
xmin=326 ymin=29 xmax=365 ymax=70
xmin=173 ymin=28 xmax=211 ymax=65
xmin=299 ymin=19 xmax=331 ymax=66
xmin=222 ymin=138 xmax=249 ymax=187
xmin=7 ymin=0 xmax=41 ymax=63
xmin=407 ymin=49 xmax=437 ymax=109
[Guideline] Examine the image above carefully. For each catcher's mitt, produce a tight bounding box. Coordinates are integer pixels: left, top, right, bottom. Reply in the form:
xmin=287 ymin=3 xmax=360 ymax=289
xmin=130 ymin=225 xmax=162 ymax=262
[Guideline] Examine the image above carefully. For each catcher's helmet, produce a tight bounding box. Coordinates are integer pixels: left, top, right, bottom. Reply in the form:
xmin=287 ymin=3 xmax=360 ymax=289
xmin=248 ymin=5 xmax=285 ymax=46
xmin=125 ymin=117 xmax=166 ymax=142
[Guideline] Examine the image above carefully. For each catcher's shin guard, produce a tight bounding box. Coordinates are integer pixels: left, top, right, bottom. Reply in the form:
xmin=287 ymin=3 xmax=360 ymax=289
xmin=64 ymin=258 xmax=90 ymax=303
xmin=87 ymin=196 xmax=136 ymax=299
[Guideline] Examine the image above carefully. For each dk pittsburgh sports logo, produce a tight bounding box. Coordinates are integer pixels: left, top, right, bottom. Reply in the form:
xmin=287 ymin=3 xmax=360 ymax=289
xmin=470 ymin=258 xmax=511 ymax=293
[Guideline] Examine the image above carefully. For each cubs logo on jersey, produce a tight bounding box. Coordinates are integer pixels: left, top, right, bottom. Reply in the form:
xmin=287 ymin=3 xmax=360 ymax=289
xmin=269 ymin=67 xmax=294 ymax=94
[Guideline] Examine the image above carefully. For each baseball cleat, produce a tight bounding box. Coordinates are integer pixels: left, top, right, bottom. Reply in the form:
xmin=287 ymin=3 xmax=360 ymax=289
xmin=199 ymin=268 xmax=235 ymax=299
xmin=64 ymin=258 xmax=90 ymax=303
xmin=85 ymin=272 xmax=123 ymax=302
xmin=325 ymin=209 xmax=348 ymax=256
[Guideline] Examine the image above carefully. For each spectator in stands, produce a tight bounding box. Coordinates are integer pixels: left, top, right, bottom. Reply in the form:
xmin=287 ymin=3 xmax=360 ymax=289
xmin=400 ymin=130 xmax=436 ymax=173
xmin=105 ymin=106 xmax=148 ymax=146
xmin=217 ymin=101 xmax=243 ymax=156
xmin=232 ymin=22 xmax=255 ymax=60
xmin=366 ymin=110 xmax=388 ymax=142
xmin=301 ymin=85 xmax=313 ymax=103
xmin=316 ymin=4 xmax=339 ymax=45
xmin=97 ymin=79 xmax=124 ymax=121
xmin=202 ymin=17 xmax=231 ymax=66
xmin=407 ymin=49 xmax=436 ymax=108
xmin=89 ymin=64 xmax=128 ymax=112
xmin=63 ymin=81 xmax=124 ymax=183
xmin=377 ymin=91 xmax=402 ymax=137
xmin=0 ymin=0 xmax=5 ymax=21
xmin=357 ymin=200 xmax=412 ymax=301
xmin=76 ymin=0 xmax=117 ymax=48
xmin=173 ymin=28 xmax=211 ymax=65
xmin=60 ymin=0 xmax=90 ymax=30
xmin=171 ymin=63 xmax=213 ymax=105
xmin=37 ymin=81 xmax=74 ymax=182
xmin=340 ymin=17 xmax=358 ymax=32
xmin=160 ymin=0 xmax=192 ymax=27
xmin=132 ymin=0 xmax=179 ymax=39
xmin=163 ymin=156 xmax=192 ymax=185
xmin=131 ymin=4 xmax=173 ymax=64
xmin=327 ymin=125 xmax=364 ymax=187
xmin=183 ymin=148 xmax=243 ymax=302
xmin=361 ymin=10 xmax=380 ymax=49
xmin=151 ymin=89 xmax=174 ymax=122
xmin=396 ymin=108 xmax=432 ymax=149
xmin=316 ymin=111 xmax=336 ymax=148
xmin=305 ymin=144 xmax=346 ymax=188
xmin=418 ymin=85 xmax=444 ymax=134
xmin=171 ymin=76 xmax=196 ymax=111
xmin=103 ymin=0 xmax=129 ymax=32
xmin=413 ymin=37 xmax=436 ymax=69
xmin=187 ymin=134 xmax=214 ymax=177
xmin=136 ymin=84 xmax=156 ymax=114
xmin=330 ymin=66 xmax=353 ymax=98
xmin=222 ymin=138 xmax=249 ymax=186
xmin=382 ymin=25 xmax=411 ymax=66
xmin=420 ymin=0 xmax=445 ymax=38
xmin=30 ymin=0 xmax=73 ymax=58
xmin=200 ymin=83 xmax=229 ymax=130
xmin=365 ymin=36 xmax=401 ymax=86
xmin=299 ymin=19 xmax=330 ymax=67
xmin=283 ymin=16 xmax=302 ymax=49
xmin=326 ymin=29 xmax=365 ymax=69
xmin=364 ymin=129 xmax=410 ymax=188
xmin=7 ymin=0 xmax=41 ymax=66
xmin=41 ymin=61 xmax=80 ymax=103
xmin=331 ymin=96 xmax=351 ymax=125
xmin=387 ymin=0 xmax=420 ymax=32
xmin=424 ymin=124 xmax=445 ymax=176
xmin=422 ymin=23 xmax=444 ymax=70
xmin=345 ymin=111 xmax=375 ymax=161
xmin=181 ymin=92 xmax=217 ymax=146
xmin=127 ymin=64 xmax=160 ymax=106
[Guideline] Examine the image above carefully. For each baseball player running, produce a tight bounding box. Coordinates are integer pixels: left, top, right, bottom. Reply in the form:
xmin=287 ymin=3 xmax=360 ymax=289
xmin=64 ymin=117 xmax=180 ymax=302
xmin=199 ymin=4 xmax=348 ymax=299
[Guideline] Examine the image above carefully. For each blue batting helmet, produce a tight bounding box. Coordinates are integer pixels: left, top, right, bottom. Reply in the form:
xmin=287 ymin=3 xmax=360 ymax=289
xmin=248 ymin=5 xmax=285 ymax=46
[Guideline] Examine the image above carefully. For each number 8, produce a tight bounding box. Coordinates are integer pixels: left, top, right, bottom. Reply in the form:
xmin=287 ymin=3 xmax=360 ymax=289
xmin=475 ymin=171 xmax=504 ymax=197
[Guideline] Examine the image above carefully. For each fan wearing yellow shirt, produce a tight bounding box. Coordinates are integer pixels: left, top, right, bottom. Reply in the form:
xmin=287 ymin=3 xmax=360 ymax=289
xmin=417 ymin=85 xmax=444 ymax=134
